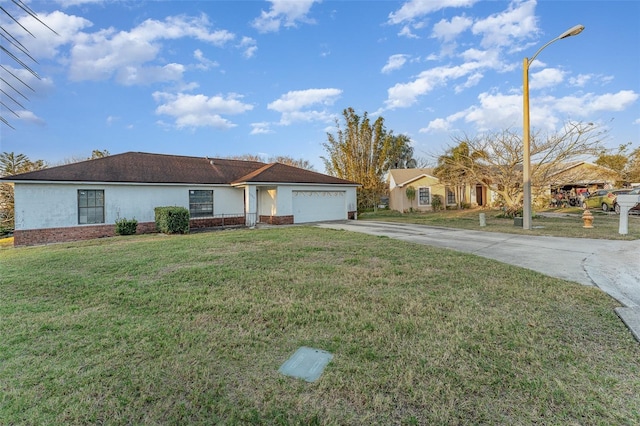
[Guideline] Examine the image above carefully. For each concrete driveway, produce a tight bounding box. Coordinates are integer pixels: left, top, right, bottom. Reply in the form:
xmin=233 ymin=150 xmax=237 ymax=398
xmin=316 ymin=220 xmax=640 ymax=341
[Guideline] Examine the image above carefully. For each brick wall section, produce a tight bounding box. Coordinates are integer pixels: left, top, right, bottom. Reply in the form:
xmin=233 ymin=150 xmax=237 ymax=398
xmin=14 ymin=221 xmax=156 ymax=246
xmin=12 ymin=213 xmax=355 ymax=246
xmin=190 ymin=216 xmax=245 ymax=229
xmin=259 ymin=215 xmax=294 ymax=225
xmin=12 ymin=217 xmax=246 ymax=246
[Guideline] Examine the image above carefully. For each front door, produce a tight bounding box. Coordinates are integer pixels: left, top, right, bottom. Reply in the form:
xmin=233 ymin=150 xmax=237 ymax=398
xmin=475 ymin=184 xmax=484 ymax=206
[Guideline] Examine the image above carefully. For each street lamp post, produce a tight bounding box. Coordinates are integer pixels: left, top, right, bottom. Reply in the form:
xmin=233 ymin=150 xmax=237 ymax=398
xmin=522 ymin=24 xmax=584 ymax=230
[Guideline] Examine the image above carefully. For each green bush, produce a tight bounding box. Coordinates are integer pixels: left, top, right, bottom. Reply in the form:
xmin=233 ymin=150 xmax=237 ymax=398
xmin=115 ymin=218 xmax=138 ymax=235
xmin=431 ymin=194 xmax=443 ymax=211
xmin=155 ymin=207 xmax=189 ymax=234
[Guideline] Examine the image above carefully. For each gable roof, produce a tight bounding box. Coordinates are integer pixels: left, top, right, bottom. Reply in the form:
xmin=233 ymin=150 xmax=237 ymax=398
xmin=388 ymin=168 xmax=436 ymax=187
xmin=232 ymin=162 xmax=359 ymax=185
xmin=1 ymin=152 xmax=358 ymax=186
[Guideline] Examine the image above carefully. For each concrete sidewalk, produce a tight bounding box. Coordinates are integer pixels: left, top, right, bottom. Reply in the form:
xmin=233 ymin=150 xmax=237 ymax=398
xmin=316 ymin=220 xmax=640 ymax=341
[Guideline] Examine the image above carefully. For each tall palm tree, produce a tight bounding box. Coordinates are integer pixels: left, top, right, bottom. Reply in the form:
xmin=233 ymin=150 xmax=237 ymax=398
xmin=434 ymin=141 xmax=478 ymax=209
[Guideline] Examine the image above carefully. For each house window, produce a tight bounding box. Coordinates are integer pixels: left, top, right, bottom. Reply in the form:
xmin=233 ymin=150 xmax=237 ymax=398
xmin=78 ymin=190 xmax=104 ymax=224
xmin=189 ymin=190 xmax=213 ymax=217
xmin=446 ymin=187 xmax=456 ymax=204
xmin=418 ymin=187 xmax=430 ymax=206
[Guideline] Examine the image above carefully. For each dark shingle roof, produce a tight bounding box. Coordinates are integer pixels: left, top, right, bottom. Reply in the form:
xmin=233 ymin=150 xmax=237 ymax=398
xmin=232 ymin=162 xmax=357 ymax=185
xmin=2 ymin=152 xmax=358 ymax=186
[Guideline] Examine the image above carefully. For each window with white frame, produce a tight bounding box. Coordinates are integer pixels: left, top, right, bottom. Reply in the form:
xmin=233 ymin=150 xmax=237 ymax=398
xmin=446 ymin=187 xmax=456 ymax=204
xmin=78 ymin=189 xmax=104 ymax=224
xmin=418 ymin=187 xmax=430 ymax=206
xmin=189 ymin=190 xmax=213 ymax=217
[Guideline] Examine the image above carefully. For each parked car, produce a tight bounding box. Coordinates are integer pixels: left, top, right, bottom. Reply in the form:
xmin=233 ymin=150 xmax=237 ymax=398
xmin=619 ymin=187 xmax=640 ymax=214
xmin=581 ymin=189 xmax=630 ymax=212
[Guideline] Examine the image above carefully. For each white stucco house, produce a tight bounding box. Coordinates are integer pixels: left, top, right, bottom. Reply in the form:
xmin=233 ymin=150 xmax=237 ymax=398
xmin=1 ymin=152 xmax=359 ymax=246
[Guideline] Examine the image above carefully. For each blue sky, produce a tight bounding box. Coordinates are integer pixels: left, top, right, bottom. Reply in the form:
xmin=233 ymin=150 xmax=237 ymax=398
xmin=1 ymin=0 xmax=638 ymax=171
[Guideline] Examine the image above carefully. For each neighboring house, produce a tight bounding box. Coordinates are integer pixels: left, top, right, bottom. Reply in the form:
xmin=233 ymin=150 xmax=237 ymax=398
xmin=388 ymin=168 xmax=490 ymax=212
xmin=544 ymin=161 xmax=621 ymax=192
xmin=1 ymin=152 xmax=359 ymax=246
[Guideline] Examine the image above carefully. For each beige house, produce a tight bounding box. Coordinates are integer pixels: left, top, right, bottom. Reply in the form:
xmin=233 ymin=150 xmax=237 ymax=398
xmin=545 ymin=161 xmax=621 ymax=191
xmin=388 ymin=168 xmax=490 ymax=212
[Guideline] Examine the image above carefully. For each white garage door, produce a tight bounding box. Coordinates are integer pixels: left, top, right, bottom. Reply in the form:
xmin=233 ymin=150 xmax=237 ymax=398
xmin=292 ymin=190 xmax=346 ymax=223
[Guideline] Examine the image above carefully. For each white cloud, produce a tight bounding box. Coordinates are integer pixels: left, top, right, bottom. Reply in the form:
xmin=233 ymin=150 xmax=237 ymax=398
xmin=153 ymin=91 xmax=253 ymax=129
xmin=193 ymin=50 xmax=219 ymax=70
xmin=0 ymin=66 xmax=55 ymax=96
xmin=55 ymin=0 xmax=103 ymax=6
xmin=559 ymin=90 xmax=639 ymax=114
xmin=385 ymin=62 xmax=483 ymax=109
xmin=10 ymin=10 xmax=92 ymax=59
xmin=388 ymin=0 xmax=478 ymax=25
xmin=239 ymin=37 xmax=258 ymax=59
xmin=268 ymin=88 xmax=342 ymax=125
xmin=420 ymin=117 xmax=451 ymax=133
xmin=471 ymin=0 xmax=538 ymax=49
xmin=398 ymin=25 xmax=420 ymax=39
xmin=16 ymin=110 xmax=46 ymax=126
xmin=530 ymin=68 xmax=565 ymax=90
xmin=423 ymin=89 xmax=639 ymax=136
xmin=118 ymin=63 xmax=186 ymax=86
xmin=431 ymin=15 xmax=473 ymax=42
xmin=252 ymin=0 xmax=320 ymax=33
xmin=382 ymin=54 xmax=410 ymax=74
xmin=569 ymin=74 xmax=592 ymax=87
xmin=40 ymin=13 xmax=238 ymax=84
xmin=268 ymin=88 xmax=341 ymax=112
xmin=454 ymin=72 xmax=483 ymax=93
xmin=250 ymin=122 xmax=273 ymax=135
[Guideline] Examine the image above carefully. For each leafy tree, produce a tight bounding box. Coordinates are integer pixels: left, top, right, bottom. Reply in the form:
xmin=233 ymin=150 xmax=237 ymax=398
xmin=91 ymin=149 xmax=110 ymax=159
xmin=322 ymin=107 xmax=414 ymax=210
xmin=436 ymin=122 xmax=606 ymax=216
xmin=0 ymin=151 xmax=46 ymax=230
xmin=405 ymin=186 xmax=416 ymax=211
xmin=595 ymin=143 xmax=631 ymax=186
xmin=627 ymin=147 xmax=640 ymax=183
xmin=433 ymin=141 xmax=479 ymax=209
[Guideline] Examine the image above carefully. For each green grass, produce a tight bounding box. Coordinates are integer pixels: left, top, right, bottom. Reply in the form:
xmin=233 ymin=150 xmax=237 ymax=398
xmin=360 ymin=207 xmax=640 ymax=240
xmin=2 ymin=228 xmax=640 ymax=424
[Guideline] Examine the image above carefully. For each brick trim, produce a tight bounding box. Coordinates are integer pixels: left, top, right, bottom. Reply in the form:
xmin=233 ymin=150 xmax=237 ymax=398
xmin=14 ymin=221 xmax=156 ymax=246
xmin=189 ymin=216 xmax=245 ymax=229
xmin=259 ymin=215 xmax=294 ymax=225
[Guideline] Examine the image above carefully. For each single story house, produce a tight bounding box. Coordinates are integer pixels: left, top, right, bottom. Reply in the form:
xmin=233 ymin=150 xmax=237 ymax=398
xmin=2 ymin=152 xmax=359 ymax=246
xmin=544 ymin=161 xmax=621 ymax=193
xmin=388 ymin=168 xmax=491 ymax=212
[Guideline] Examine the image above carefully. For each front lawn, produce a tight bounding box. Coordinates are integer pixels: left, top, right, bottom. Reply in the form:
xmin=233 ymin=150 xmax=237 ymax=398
xmin=2 ymin=228 xmax=639 ymax=424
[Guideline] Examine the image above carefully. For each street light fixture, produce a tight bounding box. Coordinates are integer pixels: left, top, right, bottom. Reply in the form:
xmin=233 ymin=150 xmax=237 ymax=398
xmin=522 ymin=24 xmax=584 ymax=230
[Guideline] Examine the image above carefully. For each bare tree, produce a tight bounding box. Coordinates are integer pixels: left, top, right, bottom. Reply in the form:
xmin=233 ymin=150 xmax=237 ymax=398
xmin=440 ymin=122 xmax=606 ymax=215
xmin=225 ymin=154 xmax=315 ymax=170
xmin=268 ymin=155 xmax=315 ymax=171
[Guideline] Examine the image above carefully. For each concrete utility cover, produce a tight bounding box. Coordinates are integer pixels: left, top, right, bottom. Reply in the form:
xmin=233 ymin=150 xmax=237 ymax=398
xmin=278 ymin=347 xmax=333 ymax=382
